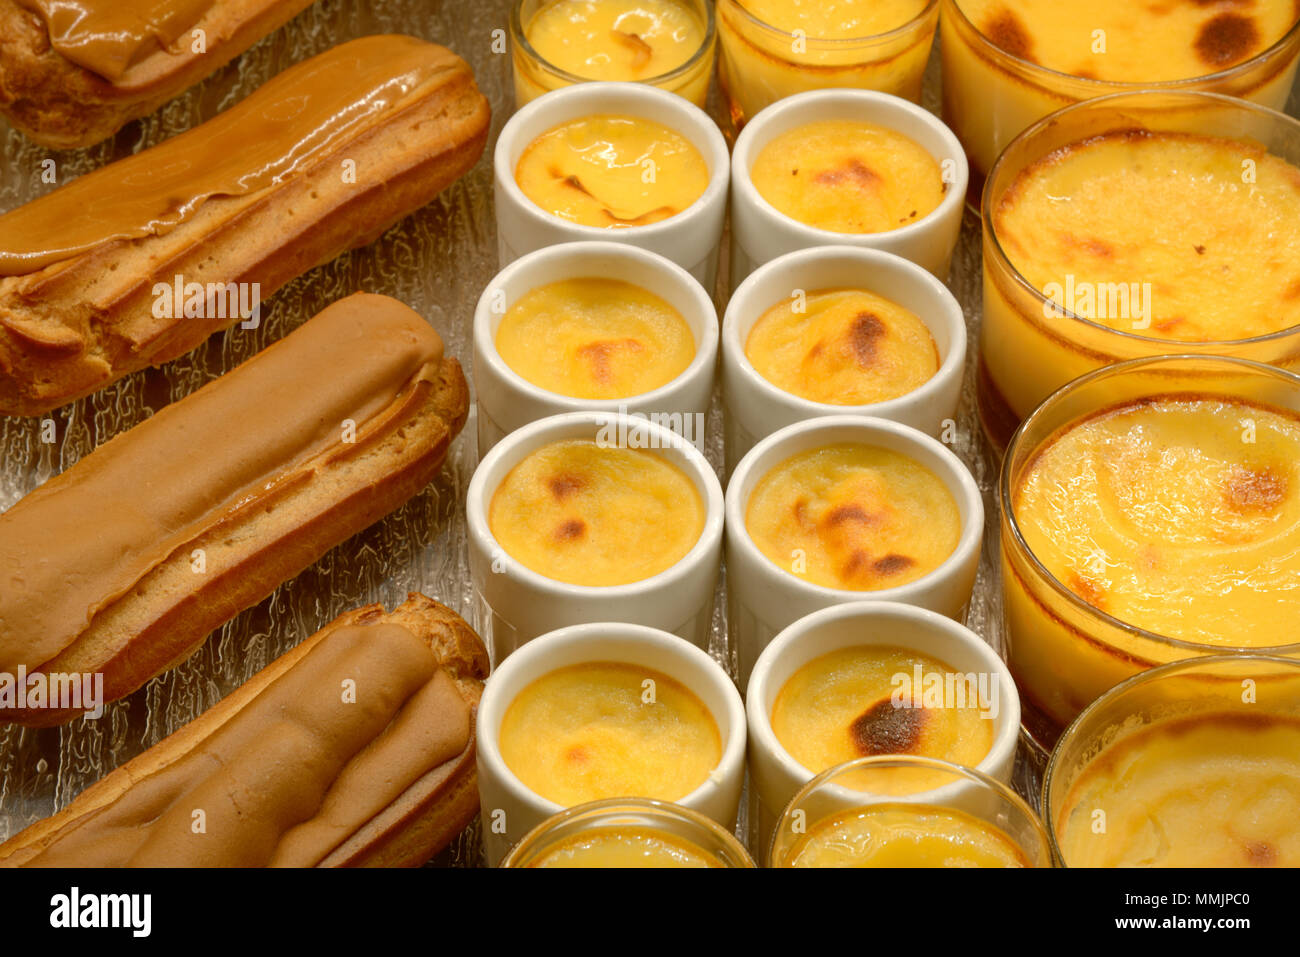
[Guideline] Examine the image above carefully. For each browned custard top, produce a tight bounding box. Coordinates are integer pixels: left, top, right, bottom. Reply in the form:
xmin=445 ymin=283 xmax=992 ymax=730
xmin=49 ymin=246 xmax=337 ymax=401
xmin=17 ymin=0 xmax=216 ymax=81
xmin=21 ymin=621 xmax=471 ymax=867
xmin=0 ymin=293 xmax=444 ymax=673
xmin=0 ymin=35 xmax=454 ymax=277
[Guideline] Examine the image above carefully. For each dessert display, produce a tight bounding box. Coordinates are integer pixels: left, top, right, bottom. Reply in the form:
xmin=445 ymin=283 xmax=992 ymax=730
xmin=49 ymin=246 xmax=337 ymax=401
xmin=983 ymin=119 xmax=1300 ymax=442
xmin=748 ymin=120 xmax=947 ymax=234
xmin=512 ymin=0 xmax=713 ymax=107
xmin=495 ymin=277 xmax=695 ymax=398
xmin=770 ymin=645 xmax=994 ymax=774
xmin=0 ymin=0 xmax=320 ymax=148
xmin=941 ymin=0 xmax=1300 ymax=181
xmin=0 ymin=35 xmax=490 ymax=417
xmin=744 ymin=443 xmax=961 ymax=590
xmin=744 ymin=288 xmax=940 ymax=405
xmin=497 ymin=661 xmax=722 ymax=805
xmin=488 ymin=438 xmax=705 ymax=586
xmin=1002 ymin=356 xmax=1300 ymax=744
xmin=514 ymin=113 xmax=709 ymax=228
xmin=0 ymin=594 xmax=490 ymax=867
xmin=782 ymin=804 xmax=1030 ymax=867
xmin=0 ymin=293 xmax=469 ymax=725
xmin=716 ymin=0 xmax=937 ymax=131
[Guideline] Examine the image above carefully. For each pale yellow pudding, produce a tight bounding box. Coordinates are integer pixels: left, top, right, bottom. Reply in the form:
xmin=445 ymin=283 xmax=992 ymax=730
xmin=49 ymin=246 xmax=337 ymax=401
xmin=771 ymin=646 xmax=994 ymax=774
xmin=527 ymin=826 xmax=724 ymax=867
xmin=717 ymin=0 xmax=937 ymax=128
xmin=783 ymin=804 xmax=1030 ymax=867
xmin=1056 ymin=714 xmax=1300 ymax=868
xmin=745 ymin=288 xmax=939 ymax=405
xmin=749 ymin=121 xmax=946 ymax=233
xmin=515 ymin=114 xmax=709 ymax=228
xmin=496 ymin=278 xmax=695 ymax=399
xmin=489 ymin=438 xmax=705 ymax=586
xmin=745 ymin=444 xmax=960 ymax=590
xmin=498 ymin=662 xmax=721 ymax=806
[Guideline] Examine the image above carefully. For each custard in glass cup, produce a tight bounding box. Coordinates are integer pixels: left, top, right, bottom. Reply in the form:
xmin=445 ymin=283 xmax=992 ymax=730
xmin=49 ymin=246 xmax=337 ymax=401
xmin=510 ymin=0 xmax=716 ymax=108
xmin=941 ymin=0 xmax=1300 ymax=188
xmin=1000 ymin=355 xmax=1300 ymax=750
xmin=1045 ymin=655 xmax=1300 ymax=868
xmin=980 ymin=91 xmax=1300 ymax=450
xmin=716 ymin=0 xmax=939 ymax=134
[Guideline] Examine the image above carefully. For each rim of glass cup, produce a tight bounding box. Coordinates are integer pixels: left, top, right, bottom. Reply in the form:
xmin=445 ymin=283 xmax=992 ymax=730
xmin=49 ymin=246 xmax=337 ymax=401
xmin=720 ymin=0 xmax=939 ymax=48
xmin=999 ymin=353 xmax=1300 ymax=660
xmin=982 ymin=89 xmax=1300 ymax=349
xmin=501 ymin=796 xmax=756 ymax=867
xmin=945 ymin=0 xmax=1300 ymax=93
xmin=1041 ymin=652 xmax=1300 ymax=867
xmin=510 ymin=0 xmax=718 ymax=88
xmin=770 ymin=754 xmax=1048 ymax=867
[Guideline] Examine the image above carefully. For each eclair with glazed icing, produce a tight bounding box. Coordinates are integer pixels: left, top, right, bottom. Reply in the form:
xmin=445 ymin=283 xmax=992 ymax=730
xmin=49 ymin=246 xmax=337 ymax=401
xmin=0 ymin=593 xmax=491 ymax=867
xmin=0 ymin=33 xmax=490 ymax=416
xmin=0 ymin=291 xmax=470 ymax=726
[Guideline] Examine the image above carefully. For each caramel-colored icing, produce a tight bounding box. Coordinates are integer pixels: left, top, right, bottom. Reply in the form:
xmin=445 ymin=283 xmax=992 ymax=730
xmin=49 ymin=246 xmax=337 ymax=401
xmin=0 ymin=35 xmax=454 ymax=277
xmin=20 ymin=622 xmax=470 ymax=867
xmin=17 ymin=0 xmax=215 ymax=81
xmin=0 ymin=293 xmax=443 ymax=674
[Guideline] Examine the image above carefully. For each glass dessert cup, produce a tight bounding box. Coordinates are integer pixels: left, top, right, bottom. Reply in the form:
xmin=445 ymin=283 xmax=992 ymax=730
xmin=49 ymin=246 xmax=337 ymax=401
xmin=1044 ymin=654 xmax=1300 ymax=868
xmin=501 ymin=797 xmax=756 ymax=867
xmin=769 ymin=755 xmax=1051 ymax=868
xmin=510 ymin=0 xmax=716 ymax=109
xmin=716 ymin=0 xmax=939 ymax=136
xmin=979 ymin=91 xmax=1300 ymax=451
xmin=940 ymin=0 xmax=1300 ymax=193
xmin=999 ymin=354 xmax=1300 ymax=753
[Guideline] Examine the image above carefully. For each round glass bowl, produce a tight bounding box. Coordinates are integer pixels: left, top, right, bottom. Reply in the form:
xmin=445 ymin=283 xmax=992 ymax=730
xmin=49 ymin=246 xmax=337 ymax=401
xmin=770 ymin=755 xmax=1051 ymax=868
xmin=999 ymin=354 xmax=1300 ymax=750
xmin=716 ymin=0 xmax=939 ymax=134
xmin=1044 ymin=654 xmax=1300 ymax=868
xmin=501 ymin=797 xmax=756 ymax=867
xmin=940 ymin=0 xmax=1300 ymax=187
xmin=510 ymin=0 xmax=717 ymax=108
xmin=979 ymin=90 xmax=1300 ymax=449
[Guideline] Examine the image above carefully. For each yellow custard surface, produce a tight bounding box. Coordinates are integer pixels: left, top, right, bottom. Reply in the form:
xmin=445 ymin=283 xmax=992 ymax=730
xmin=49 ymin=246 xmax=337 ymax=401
xmin=1013 ymin=396 xmax=1300 ymax=647
xmin=771 ymin=646 xmax=994 ymax=774
xmin=489 ymin=439 xmax=704 ymax=586
xmin=515 ymin=114 xmax=709 ymax=228
xmin=529 ymin=827 xmax=723 ymax=867
xmin=737 ymin=0 xmax=928 ymax=39
xmin=745 ymin=444 xmax=960 ymax=590
xmin=994 ymin=130 xmax=1300 ymax=342
xmin=1057 ymin=714 xmax=1300 ymax=867
xmin=525 ymin=0 xmax=706 ymax=81
xmin=955 ymin=0 xmax=1300 ymax=82
xmin=498 ymin=662 xmax=722 ymax=806
xmin=496 ymin=278 xmax=695 ymax=399
xmin=745 ymin=288 xmax=939 ymax=404
xmin=787 ymin=804 xmax=1029 ymax=867
xmin=750 ymin=120 xmax=946 ymax=233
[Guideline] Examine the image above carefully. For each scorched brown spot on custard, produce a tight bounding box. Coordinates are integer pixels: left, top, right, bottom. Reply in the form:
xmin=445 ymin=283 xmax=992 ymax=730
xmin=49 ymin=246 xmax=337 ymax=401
xmin=548 ymin=474 xmax=586 ymax=500
xmin=577 ymin=337 xmax=645 ymax=384
xmin=848 ymin=312 xmax=886 ymax=368
xmin=872 ymin=553 xmax=915 ymax=576
xmin=554 ymin=518 xmax=586 ymax=541
xmin=983 ymin=8 xmax=1035 ymax=61
xmin=851 ymin=698 xmax=927 ymax=755
xmin=814 ymin=158 xmax=881 ymax=189
xmin=1195 ymin=12 xmax=1260 ymax=67
xmin=1223 ymin=465 xmax=1288 ymax=513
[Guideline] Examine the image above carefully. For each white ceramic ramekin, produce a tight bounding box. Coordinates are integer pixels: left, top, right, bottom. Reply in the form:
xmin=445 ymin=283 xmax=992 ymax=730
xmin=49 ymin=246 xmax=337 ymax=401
xmin=745 ymin=600 xmax=1019 ymax=854
xmin=494 ymin=82 xmax=730 ymax=287
xmin=467 ymin=411 xmax=724 ymax=662
xmin=725 ymin=414 xmax=983 ymax=687
xmin=476 ymin=621 xmax=747 ymax=866
xmin=730 ymin=89 xmax=967 ymax=287
xmin=472 ymin=241 xmax=719 ymax=456
xmin=721 ymin=245 xmax=966 ymax=470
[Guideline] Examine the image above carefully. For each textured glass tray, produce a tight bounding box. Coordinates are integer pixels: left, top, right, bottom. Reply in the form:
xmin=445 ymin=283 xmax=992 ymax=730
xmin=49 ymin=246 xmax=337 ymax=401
xmin=0 ymin=0 xmax=1296 ymax=867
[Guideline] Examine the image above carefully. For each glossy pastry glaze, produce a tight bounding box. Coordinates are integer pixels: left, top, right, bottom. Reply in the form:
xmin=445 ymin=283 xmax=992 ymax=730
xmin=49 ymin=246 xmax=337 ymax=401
xmin=17 ymin=622 xmax=471 ymax=867
xmin=0 ymin=35 xmax=454 ymax=276
xmin=0 ymin=294 xmax=444 ymax=674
